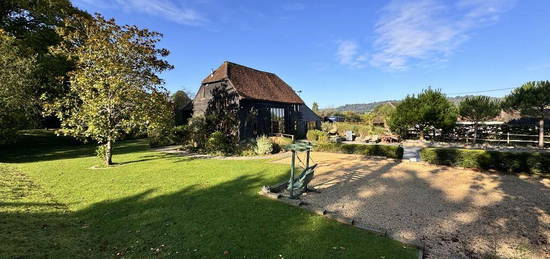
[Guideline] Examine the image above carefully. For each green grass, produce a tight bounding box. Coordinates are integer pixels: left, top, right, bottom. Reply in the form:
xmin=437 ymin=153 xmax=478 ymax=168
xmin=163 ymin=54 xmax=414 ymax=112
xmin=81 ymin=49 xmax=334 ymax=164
xmin=0 ymin=130 xmax=417 ymax=258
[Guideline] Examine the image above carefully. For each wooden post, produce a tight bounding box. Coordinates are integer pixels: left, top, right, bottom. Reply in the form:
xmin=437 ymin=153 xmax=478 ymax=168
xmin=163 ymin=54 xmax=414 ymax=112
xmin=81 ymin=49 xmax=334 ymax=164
xmin=289 ymin=150 xmax=295 ymax=198
xmin=507 ymin=132 xmax=510 ymax=145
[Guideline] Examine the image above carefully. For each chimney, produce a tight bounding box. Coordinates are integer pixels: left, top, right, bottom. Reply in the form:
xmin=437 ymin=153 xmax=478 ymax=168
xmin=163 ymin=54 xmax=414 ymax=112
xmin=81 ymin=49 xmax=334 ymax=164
xmin=210 ymin=68 xmax=214 ymax=78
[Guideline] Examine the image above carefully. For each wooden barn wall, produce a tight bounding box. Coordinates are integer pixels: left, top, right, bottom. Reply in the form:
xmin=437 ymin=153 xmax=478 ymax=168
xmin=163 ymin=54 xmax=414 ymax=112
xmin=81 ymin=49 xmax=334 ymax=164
xmin=238 ymin=100 xmax=303 ymax=140
xmin=191 ymin=80 xmax=230 ymax=118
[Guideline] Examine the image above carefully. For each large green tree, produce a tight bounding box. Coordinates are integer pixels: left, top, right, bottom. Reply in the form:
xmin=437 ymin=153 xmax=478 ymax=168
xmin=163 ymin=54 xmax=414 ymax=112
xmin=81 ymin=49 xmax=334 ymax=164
xmin=459 ymin=96 xmax=500 ymax=144
xmin=390 ymin=89 xmax=456 ymax=140
xmin=1 ymin=0 xmax=90 ymax=124
xmin=0 ymin=29 xmax=37 ymax=143
xmin=503 ymin=81 xmax=550 ymax=148
xmin=47 ymin=14 xmax=174 ymax=165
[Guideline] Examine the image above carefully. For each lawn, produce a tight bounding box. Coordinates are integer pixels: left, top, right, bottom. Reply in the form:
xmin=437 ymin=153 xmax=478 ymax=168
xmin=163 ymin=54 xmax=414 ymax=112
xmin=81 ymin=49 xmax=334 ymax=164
xmin=0 ymin=130 xmax=417 ymax=258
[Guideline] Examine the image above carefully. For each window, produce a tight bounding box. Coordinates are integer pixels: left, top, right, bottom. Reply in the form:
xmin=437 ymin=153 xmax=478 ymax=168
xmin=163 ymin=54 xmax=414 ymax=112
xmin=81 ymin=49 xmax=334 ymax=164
xmin=307 ymin=121 xmax=317 ymax=130
xmin=270 ymin=108 xmax=285 ymax=134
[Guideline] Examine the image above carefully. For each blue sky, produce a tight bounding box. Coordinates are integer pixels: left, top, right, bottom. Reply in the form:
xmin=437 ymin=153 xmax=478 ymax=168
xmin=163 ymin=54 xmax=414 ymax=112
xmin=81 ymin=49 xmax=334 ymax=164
xmin=72 ymin=0 xmax=550 ymax=108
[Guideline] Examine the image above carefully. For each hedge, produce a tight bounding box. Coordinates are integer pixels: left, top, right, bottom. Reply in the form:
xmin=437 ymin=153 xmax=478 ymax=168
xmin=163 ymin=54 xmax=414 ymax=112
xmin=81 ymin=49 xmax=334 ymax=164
xmin=420 ymin=148 xmax=550 ymax=176
xmin=314 ymin=143 xmax=404 ymax=159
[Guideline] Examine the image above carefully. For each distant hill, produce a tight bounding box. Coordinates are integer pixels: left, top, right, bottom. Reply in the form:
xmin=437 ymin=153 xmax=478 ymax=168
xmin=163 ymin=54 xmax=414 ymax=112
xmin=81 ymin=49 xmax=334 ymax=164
xmin=322 ymin=95 xmax=502 ymax=113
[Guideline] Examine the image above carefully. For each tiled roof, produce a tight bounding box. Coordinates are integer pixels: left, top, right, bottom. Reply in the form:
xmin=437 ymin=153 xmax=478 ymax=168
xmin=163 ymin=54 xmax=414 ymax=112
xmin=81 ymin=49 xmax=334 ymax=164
xmin=202 ymin=61 xmax=304 ymax=104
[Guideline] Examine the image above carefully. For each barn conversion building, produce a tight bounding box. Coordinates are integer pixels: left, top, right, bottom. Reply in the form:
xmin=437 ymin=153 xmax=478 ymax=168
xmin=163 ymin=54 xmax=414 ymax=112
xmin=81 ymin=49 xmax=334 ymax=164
xmin=192 ymin=61 xmax=320 ymax=140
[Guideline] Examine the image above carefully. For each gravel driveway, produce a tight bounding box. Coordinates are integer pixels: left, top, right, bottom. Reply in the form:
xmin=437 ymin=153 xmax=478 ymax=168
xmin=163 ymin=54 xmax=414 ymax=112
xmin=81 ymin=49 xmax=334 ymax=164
xmin=272 ymin=152 xmax=550 ymax=258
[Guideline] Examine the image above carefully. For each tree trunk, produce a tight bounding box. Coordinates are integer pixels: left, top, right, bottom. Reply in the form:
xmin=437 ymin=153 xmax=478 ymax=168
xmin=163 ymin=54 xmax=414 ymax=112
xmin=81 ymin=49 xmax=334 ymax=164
xmin=473 ymin=123 xmax=478 ymax=145
xmin=539 ymin=117 xmax=545 ymax=148
xmin=419 ymin=129 xmax=425 ymax=141
xmin=105 ymin=138 xmax=113 ymax=166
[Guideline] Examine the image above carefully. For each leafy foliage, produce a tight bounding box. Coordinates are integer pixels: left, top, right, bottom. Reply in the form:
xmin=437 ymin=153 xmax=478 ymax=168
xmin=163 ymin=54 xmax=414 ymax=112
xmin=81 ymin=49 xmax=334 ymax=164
xmin=390 ymin=89 xmax=457 ymax=139
xmin=459 ymin=96 xmax=501 ymax=143
xmin=503 ymin=81 xmax=550 ymax=147
xmin=188 ymin=116 xmax=209 ymax=150
xmin=254 ymin=135 xmax=273 ymax=155
xmin=1 ymin=0 xmax=91 ymax=126
xmin=206 ymin=131 xmax=233 ymax=155
xmin=270 ymin=136 xmax=293 ymax=153
xmin=172 ymin=90 xmax=192 ymax=125
xmin=306 ymin=130 xmax=329 ymax=143
xmin=0 ymin=30 xmax=38 ymax=144
xmin=202 ymin=85 xmax=240 ymax=154
xmin=46 ymin=14 xmax=173 ymax=165
xmin=311 ymin=102 xmax=319 ymax=114
xmin=420 ymin=148 xmax=550 ymax=176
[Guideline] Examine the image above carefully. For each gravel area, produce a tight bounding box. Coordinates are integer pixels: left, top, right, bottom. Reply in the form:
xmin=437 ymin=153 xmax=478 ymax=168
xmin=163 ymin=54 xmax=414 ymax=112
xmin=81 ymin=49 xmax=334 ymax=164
xmin=272 ymin=152 xmax=550 ymax=258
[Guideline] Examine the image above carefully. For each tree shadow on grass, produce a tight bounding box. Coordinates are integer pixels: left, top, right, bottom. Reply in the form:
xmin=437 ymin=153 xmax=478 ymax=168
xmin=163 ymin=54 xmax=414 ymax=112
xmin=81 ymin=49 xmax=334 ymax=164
xmin=1 ymin=169 xmax=417 ymax=258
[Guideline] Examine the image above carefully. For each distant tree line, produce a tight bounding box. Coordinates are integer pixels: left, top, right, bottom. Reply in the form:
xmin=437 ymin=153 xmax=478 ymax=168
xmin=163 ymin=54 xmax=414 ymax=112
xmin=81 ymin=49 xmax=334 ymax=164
xmin=388 ymin=82 xmax=549 ymax=148
xmin=314 ymin=81 xmax=549 ymax=148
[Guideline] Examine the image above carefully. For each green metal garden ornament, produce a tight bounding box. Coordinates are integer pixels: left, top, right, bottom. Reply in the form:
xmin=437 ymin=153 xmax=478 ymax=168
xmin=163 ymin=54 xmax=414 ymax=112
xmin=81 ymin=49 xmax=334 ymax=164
xmin=266 ymin=140 xmax=318 ymax=199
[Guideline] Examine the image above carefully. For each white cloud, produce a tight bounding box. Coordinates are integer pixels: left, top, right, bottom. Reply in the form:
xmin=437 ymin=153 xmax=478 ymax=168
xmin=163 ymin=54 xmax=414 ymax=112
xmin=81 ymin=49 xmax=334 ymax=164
xmin=74 ymin=0 xmax=206 ymax=25
xmin=370 ymin=0 xmax=514 ymax=70
xmin=336 ymin=40 xmax=368 ymax=68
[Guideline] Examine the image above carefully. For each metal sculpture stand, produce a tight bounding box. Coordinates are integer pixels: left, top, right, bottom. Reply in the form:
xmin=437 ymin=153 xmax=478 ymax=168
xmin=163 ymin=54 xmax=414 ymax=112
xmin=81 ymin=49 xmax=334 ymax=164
xmin=263 ymin=141 xmax=318 ymax=199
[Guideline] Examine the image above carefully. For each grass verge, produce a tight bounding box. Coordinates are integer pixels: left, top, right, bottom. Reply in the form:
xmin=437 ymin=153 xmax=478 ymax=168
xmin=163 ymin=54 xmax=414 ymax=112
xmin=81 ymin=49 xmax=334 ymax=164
xmin=0 ymin=130 xmax=417 ymax=258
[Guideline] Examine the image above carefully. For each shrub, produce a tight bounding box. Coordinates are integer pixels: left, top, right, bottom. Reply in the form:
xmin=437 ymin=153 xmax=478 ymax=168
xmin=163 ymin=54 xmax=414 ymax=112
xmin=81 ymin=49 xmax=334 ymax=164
xmin=321 ymin=122 xmax=335 ymax=133
xmin=173 ymin=125 xmax=190 ymax=144
xmin=307 ymin=130 xmax=329 ymax=143
xmin=314 ymin=143 xmax=404 ymax=159
xmin=254 ymin=136 xmax=273 ymax=155
xmin=420 ymin=148 xmax=550 ymax=176
xmin=270 ymin=136 xmax=293 ymax=153
xmin=188 ymin=116 xmax=209 ymax=149
xmin=206 ymin=131 xmax=234 ymax=155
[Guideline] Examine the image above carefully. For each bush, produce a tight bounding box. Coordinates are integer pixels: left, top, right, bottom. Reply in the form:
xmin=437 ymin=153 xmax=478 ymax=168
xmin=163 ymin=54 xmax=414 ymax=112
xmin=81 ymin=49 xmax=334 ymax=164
xmin=314 ymin=143 xmax=404 ymax=159
xmin=420 ymin=148 xmax=550 ymax=176
xmin=270 ymin=136 xmax=293 ymax=153
xmin=206 ymin=131 xmax=234 ymax=155
xmin=254 ymin=136 xmax=273 ymax=155
xmin=173 ymin=125 xmax=190 ymax=144
xmin=321 ymin=122 xmax=335 ymax=133
xmin=307 ymin=130 xmax=329 ymax=143
xmin=188 ymin=116 xmax=209 ymax=149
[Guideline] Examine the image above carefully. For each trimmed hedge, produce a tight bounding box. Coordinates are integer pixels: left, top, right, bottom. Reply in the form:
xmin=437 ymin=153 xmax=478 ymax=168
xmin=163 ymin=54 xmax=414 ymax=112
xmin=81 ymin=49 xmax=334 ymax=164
xmin=314 ymin=143 xmax=404 ymax=159
xmin=420 ymin=148 xmax=550 ymax=176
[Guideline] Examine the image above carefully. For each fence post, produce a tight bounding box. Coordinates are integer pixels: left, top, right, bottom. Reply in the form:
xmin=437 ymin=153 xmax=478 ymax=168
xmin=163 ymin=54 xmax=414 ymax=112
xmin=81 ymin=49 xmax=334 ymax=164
xmin=507 ymin=132 xmax=510 ymax=145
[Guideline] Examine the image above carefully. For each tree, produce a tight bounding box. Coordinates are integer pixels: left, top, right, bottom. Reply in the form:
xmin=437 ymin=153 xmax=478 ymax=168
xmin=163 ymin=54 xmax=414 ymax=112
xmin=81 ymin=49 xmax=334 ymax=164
xmin=459 ymin=96 xmax=500 ymax=144
xmin=205 ymin=85 xmax=239 ymax=136
xmin=0 ymin=29 xmax=37 ymax=143
xmin=503 ymin=81 xmax=550 ymax=148
xmin=373 ymin=102 xmax=396 ymax=129
xmin=312 ymin=102 xmax=319 ymax=114
xmin=172 ymin=90 xmax=192 ymax=125
xmin=1 ymin=0 xmax=91 ymax=126
xmin=390 ymin=89 xmax=456 ymax=140
xmin=47 ymin=14 xmax=174 ymax=165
